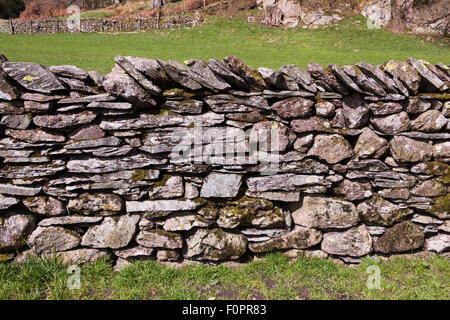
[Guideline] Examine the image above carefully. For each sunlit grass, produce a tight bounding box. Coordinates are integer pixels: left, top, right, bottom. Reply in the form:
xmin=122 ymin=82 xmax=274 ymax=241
xmin=1 ymin=15 xmax=448 ymax=75
xmin=1 ymin=253 xmax=448 ymax=300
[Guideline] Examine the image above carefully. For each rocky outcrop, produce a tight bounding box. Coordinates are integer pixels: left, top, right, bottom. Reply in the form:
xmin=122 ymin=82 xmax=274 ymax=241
xmin=0 ymin=54 xmax=448 ymax=267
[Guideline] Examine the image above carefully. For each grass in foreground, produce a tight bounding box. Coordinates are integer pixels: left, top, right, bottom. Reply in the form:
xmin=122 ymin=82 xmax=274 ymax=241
xmin=0 ymin=253 xmax=448 ymax=300
xmin=1 ymin=15 xmax=449 ymax=74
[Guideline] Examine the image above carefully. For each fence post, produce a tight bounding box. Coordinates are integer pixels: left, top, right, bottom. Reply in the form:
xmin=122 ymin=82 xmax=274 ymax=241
xmin=101 ymin=19 xmax=104 ymax=32
xmin=119 ymin=19 xmax=122 ymax=32
xmin=55 ymin=18 xmax=58 ymax=33
xmin=30 ymin=20 xmax=33 ymax=34
xmin=138 ymin=18 xmax=141 ymax=30
xmin=156 ymin=9 xmax=160 ymax=29
xmin=9 ymin=19 xmax=14 ymax=35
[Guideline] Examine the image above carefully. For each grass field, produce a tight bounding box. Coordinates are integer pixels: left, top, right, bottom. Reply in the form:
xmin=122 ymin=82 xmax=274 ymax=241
xmin=1 ymin=15 xmax=449 ymax=75
xmin=0 ymin=253 xmax=449 ymax=300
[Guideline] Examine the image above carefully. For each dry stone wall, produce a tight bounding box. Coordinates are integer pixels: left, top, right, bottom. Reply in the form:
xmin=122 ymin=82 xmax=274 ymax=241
xmin=0 ymin=53 xmax=449 ymax=267
xmin=10 ymin=15 xmax=196 ymax=34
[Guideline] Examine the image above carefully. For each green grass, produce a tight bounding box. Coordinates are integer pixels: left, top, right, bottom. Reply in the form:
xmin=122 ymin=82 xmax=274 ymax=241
xmin=1 ymin=15 xmax=448 ymax=75
xmin=80 ymin=11 xmax=113 ymax=19
xmin=1 ymin=253 xmax=449 ymax=300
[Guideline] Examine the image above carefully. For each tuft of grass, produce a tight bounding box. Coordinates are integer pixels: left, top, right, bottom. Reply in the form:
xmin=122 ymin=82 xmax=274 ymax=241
xmin=0 ymin=15 xmax=448 ymax=74
xmin=1 ymin=252 xmax=449 ymax=300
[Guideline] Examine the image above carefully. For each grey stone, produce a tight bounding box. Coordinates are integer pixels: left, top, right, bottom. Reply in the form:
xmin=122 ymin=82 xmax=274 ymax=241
xmin=291 ymin=117 xmax=332 ymax=133
xmin=342 ymin=93 xmax=370 ymax=128
xmin=411 ymin=110 xmax=447 ymax=132
xmin=126 ymin=199 xmax=199 ymax=213
xmin=185 ymin=228 xmax=247 ymax=261
xmin=433 ymin=141 xmax=450 ymax=159
xmin=2 ymin=62 xmax=65 ymax=93
xmin=406 ymin=97 xmax=433 ymax=114
xmin=28 ymin=226 xmax=80 ymax=254
xmin=354 ymin=128 xmax=389 ymax=158
xmin=369 ymin=102 xmax=403 ymax=116
xmin=245 ymin=190 xmax=300 ymax=202
xmin=24 ymin=101 xmax=50 ymax=113
xmin=65 ymin=136 xmax=122 ymax=149
xmin=292 ymin=196 xmax=359 ymax=229
xmin=293 ymin=134 xmax=314 ymax=153
xmin=306 ymin=62 xmax=348 ymax=95
xmin=425 ymin=234 xmax=450 ymax=253
xmin=378 ymin=188 xmax=410 ymax=200
xmin=334 ymin=179 xmax=372 ymax=201
xmin=357 ymin=195 xmax=412 ymax=226
xmin=68 ymin=193 xmax=123 ymax=216
xmin=114 ymin=56 xmax=161 ymax=95
xmin=0 ymin=194 xmax=19 ymax=210
xmin=69 ymin=125 xmax=105 ymax=140
xmin=67 ymin=154 xmax=166 ymax=173
xmin=0 ymin=71 xmax=18 ymax=101
xmin=407 ymin=58 xmax=447 ymax=92
xmin=163 ymin=214 xmax=213 ymax=231
xmin=315 ymin=101 xmax=335 ymax=118
xmin=33 ymin=111 xmax=97 ymax=129
xmin=156 ymin=250 xmax=180 ymax=261
xmin=271 ymin=97 xmax=314 ymax=119
xmin=22 ymin=196 xmax=65 ymax=216
xmin=356 ymin=61 xmax=399 ymax=94
xmin=390 ymin=136 xmax=433 ymax=162
xmin=329 ymin=64 xmax=362 ymax=93
xmin=382 ymin=60 xmax=420 ymax=94
xmin=164 ymin=100 xmax=203 ymax=114
xmin=341 ymin=65 xmax=386 ymax=96
xmin=39 ymin=216 xmax=102 ymax=226
xmin=5 ymin=129 xmax=65 ymax=143
xmin=374 ymin=221 xmax=425 ymax=253
xmin=371 ymin=112 xmax=410 ymax=134
xmin=247 ymin=174 xmax=327 ymax=192
xmin=0 ymin=114 xmax=31 ymax=129
xmin=208 ymin=58 xmax=248 ymax=90
xmin=0 ymin=214 xmax=35 ymax=251
xmin=149 ymin=176 xmax=184 ymax=199
xmin=222 ymin=55 xmax=267 ymax=91
xmin=321 ymin=225 xmax=372 ymax=257
xmin=0 ymin=184 xmax=41 ymax=196
xmin=49 ymin=65 xmax=88 ymax=80
xmin=102 ymin=67 xmax=156 ymax=108
xmin=307 ymin=134 xmax=353 ymax=164
xmin=136 ymin=230 xmax=183 ymax=249
xmin=0 ymin=161 xmax=65 ymax=179
xmin=200 ymin=172 xmax=242 ymax=198
xmin=81 ymin=215 xmax=140 ymax=249
xmin=280 ymin=64 xmax=317 ymax=92
xmin=258 ymin=67 xmax=299 ymax=91
xmin=248 ymin=226 xmax=322 ymax=253
xmin=186 ymin=59 xmax=231 ymax=90
xmin=114 ymin=245 xmax=154 ymax=259
xmin=249 ymin=121 xmax=295 ymax=152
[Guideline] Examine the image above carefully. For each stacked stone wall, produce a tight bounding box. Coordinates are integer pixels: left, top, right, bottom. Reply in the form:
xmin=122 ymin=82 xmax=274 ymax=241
xmin=0 ymin=53 xmax=449 ymax=267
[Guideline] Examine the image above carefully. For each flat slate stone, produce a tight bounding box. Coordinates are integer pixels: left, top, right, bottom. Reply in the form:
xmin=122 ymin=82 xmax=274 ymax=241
xmin=67 ymin=154 xmax=167 ymax=173
xmin=49 ymin=65 xmax=89 ymax=80
xmin=38 ymin=216 xmax=102 ymax=226
xmin=186 ymin=59 xmax=231 ymax=91
xmin=0 ymin=184 xmax=41 ymax=196
xmin=2 ymin=62 xmax=65 ymax=93
xmin=126 ymin=199 xmax=199 ymax=213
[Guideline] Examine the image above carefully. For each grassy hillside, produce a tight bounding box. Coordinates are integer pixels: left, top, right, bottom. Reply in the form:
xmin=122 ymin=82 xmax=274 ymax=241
xmin=0 ymin=15 xmax=448 ymax=74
